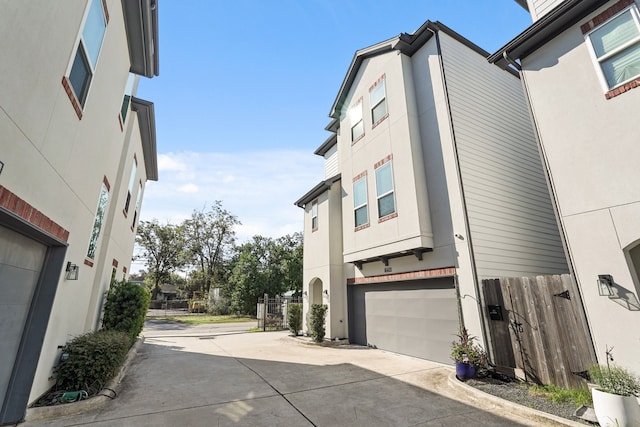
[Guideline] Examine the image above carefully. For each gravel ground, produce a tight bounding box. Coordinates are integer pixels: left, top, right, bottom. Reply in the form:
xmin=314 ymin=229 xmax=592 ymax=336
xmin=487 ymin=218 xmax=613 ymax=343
xmin=465 ymin=374 xmax=593 ymax=425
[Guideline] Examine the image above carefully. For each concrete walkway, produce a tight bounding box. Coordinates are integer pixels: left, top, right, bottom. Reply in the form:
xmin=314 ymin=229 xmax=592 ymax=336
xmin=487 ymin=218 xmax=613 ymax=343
xmin=21 ymin=322 xmax=579 ymax=426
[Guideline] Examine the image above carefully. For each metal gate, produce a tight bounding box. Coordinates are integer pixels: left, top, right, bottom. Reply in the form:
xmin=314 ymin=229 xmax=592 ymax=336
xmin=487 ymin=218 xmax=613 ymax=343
xmin=257 ymin=294 xmax=302 ymax=330
xmin=482 ymin=274 xmax=596 ymax=389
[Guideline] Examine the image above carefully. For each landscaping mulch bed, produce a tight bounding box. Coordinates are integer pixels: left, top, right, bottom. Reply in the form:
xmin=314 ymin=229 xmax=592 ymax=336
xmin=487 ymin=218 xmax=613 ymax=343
xmin=465 ymin=373 xmax=593 ymax=425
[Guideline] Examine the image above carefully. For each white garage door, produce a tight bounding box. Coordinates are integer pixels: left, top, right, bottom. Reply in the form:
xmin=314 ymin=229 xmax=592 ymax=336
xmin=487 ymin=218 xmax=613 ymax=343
xmin=348 ymin=279 xmax=459 ymax=364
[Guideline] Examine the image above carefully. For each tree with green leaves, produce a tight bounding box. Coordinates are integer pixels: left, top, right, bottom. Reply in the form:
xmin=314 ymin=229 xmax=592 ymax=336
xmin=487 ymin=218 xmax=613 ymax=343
xmin=227 ymin=234 xmax=303 ymax=315
xmin=135 ymin=220 xmax=186 ymax=299
xmin=183 ymin=202 xmax=240 ymax=295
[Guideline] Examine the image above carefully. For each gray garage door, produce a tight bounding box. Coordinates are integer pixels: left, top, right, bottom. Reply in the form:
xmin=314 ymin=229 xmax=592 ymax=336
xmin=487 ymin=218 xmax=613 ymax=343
xmin=348 ymin=278 xmax=459 ymax=364
xmin=0 ymin=225 xmax=46 ymax=410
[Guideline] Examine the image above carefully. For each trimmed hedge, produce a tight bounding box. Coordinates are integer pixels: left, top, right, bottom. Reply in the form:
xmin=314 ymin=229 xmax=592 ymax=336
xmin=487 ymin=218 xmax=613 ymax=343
xmin=288 ymin=303 xmax=302 ymax=336
xmin=310 ymin=304 xmax=328 ymax=342
xmin=54 ymin=330 xmax=130 ymax=391
xmin=102 ymin=280 xmax=150 ymax=345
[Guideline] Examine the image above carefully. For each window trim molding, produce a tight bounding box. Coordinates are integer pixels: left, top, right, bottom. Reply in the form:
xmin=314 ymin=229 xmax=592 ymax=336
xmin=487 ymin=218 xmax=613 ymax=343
xmin=353 ymin=172 xmax=369 ymax=231
xmin=369 ymin=74 xmax=389 ymax=128
xmin=350 ymin=97 xmax=365 ymax=144
xmin=311 ymin=199 xmax=318 ymax=232
xmin=582 ymin=0 xmax=640 ymax=97
xmin=63 ymin=0 xmax=109 ymax=117
xmin=374 ymin=155 xmax=397 ymax=221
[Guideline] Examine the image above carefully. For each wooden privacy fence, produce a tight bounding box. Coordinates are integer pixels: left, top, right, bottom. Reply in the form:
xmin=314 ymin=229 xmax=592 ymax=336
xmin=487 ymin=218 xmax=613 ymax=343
xmin=482 ymin=274 xmax=596 ymax=389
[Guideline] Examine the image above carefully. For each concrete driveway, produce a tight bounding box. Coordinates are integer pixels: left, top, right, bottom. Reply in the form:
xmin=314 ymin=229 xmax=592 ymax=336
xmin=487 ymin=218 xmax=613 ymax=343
xmin=22 ymin=321 xmax=538 ymax=426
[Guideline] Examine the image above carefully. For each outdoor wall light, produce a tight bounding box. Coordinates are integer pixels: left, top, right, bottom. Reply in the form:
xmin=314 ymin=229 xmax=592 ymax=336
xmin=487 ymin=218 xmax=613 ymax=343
xmin=323 ymin=290 xmax=329 ymax=296
xmin=303 ymin=291 xmax=307 ymax=296
xmin=65 ymin=262 xmax=79 ymax=280
xmin=597 ymin=274 xmax=613 ymax=296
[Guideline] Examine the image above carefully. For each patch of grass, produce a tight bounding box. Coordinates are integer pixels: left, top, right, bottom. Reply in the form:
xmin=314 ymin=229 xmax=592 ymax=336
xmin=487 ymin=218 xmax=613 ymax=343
xmin=528 ymin=383 xmax=592 ymax=407
xmin=153 ymin=315 xmax=255 ymax=325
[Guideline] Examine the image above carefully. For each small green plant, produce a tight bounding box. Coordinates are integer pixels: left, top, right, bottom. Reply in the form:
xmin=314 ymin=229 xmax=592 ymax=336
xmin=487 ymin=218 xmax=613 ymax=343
xmin=451 ymin=327 xmax=487 ymax=366
xmin=529 ymin=384 xmax=593 ymax=407
xmin=588 ymin=346 xmax=640 ymax=397
xmin=102 ymin=280 xmax=150 ymax=345
xmin=588 ymin=364 xmax=640 ymax=397
xmin=310 ymin=304 xmax=328 ymax=342
xmin=288 ymin=303 xmax=302 ymax=336
xmin=54 ymin=330 xmax=130 ymax=392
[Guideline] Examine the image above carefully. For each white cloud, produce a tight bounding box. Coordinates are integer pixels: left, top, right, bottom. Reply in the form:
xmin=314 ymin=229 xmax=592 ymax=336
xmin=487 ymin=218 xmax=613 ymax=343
xmin=139 ymin=149 xmax=325 ymax=242
xmin=178 ymin=183 xmax=199 ymax=193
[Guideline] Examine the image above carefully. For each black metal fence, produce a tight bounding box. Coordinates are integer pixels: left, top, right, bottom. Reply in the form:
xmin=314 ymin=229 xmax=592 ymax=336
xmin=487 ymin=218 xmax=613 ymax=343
xmin=257 ymin=295 xmax=302 ymax=330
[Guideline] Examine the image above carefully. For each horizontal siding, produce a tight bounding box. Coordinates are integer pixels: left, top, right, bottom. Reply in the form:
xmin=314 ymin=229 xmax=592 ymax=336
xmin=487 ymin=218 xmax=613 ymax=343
xmin=531 ymin=0 xmax=564 ymax=20
xmin=440 ymin=32 xmax=568 ymax=280
xmin=324 ymin=145 xmax=339 ymax=178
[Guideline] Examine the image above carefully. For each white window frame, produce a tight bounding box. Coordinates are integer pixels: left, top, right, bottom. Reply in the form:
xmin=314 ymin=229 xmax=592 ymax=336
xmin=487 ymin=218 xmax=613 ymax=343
xmin=124 ymin=158 xmax=137 ymax=214
xmin=132 ymin=182 xmax=143 ymax=228
xmin=311 ymin=201 xmax=318 ymax=231
xmin=350 ymin=99 xmax=364 ymax=142
xmin=87 ymin=181 xmax=109 ymax=260
xmin=353 ymin=176 xmax=369 ymax=228
xmin=370 ymin=77 xmax=388 ymax=125
xmin=375 ymin=161 xmax=396 ymax=218
xmin=66 ymin=0 xmax=107 ymax=107
xmin=120 ymin=73 xmax=137 ymax=122
xmin=585 ymin=5 xmax=640 ymax=91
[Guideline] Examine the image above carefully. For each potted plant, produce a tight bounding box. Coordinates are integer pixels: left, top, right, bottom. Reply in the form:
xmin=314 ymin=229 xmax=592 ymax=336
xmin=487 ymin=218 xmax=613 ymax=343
xmin=451 ymin=327 xmax=486 ymax=381
xmin=588 ymin=348 xmax=640 ymax=427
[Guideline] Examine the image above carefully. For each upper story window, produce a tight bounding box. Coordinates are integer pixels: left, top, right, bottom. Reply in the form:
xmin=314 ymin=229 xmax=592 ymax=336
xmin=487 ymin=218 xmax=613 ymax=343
xmin=375 ymin=160 xmax=395 ymax=218
xmin=353 ymin=175 xmax=369 ymax=229
xmin=120 ymin=73 xmax=136 ymax=122
xmin=585 ymin=4 xmax=640 ymax=91
xmin=311 ymin=201 xmax=318 ymax=231
xmin=124 ymin=157 xmax=137 ymax=214
xmin=68 ymin=0 xmax=107 ymax=108
xmin=87 ymin=179 xmax=110 ymax=260
xmin=132 ymin=182 xmax=143 ymax=229
xmin=350 ymin=98 xmax=364 ymax=143
xmin=370 ymin=75 xmax=388 ymax=126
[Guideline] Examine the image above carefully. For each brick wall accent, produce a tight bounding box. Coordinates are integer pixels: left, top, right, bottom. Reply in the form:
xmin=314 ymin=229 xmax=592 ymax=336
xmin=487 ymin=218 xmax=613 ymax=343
xmin=352 ymin=170 xmax=367 ymax=182
xmin=581 ymin=0 xmax=634 ymax=33
xmin=0 ymin=185 xmax=69 ymax=242
xmin=112 ymin=258 xmax=118 ymax=268
xmin=61 ymin=76 xmax=83 ymax=120
xmin=605 ymin=78 xmax=640 ymax=98
xmin=374 ymin=154 xmax=392 ymax=169
xmin=347 ymin=267 xmax=456 ymax=285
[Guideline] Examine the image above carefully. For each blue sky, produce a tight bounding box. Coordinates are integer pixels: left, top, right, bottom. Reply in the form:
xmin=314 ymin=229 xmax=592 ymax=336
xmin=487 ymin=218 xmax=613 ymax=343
xmin=135 ymin=1 xmax=532 ymax=245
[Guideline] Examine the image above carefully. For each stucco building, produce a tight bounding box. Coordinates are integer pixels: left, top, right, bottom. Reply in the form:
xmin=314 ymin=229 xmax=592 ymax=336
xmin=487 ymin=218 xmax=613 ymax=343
xmin=490 ymin=0 xmax=640 ymax=372
xmin=296 ymin=20 xmax=568 ymax=365
xmin=0 ymin=0 xmax=159 ymax=423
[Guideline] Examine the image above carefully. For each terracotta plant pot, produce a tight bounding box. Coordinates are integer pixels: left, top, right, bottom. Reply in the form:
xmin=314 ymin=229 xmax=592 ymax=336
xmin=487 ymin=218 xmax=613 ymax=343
xmin=592 ymin=388 xmax=640 ymax=427
xmin=455 ymin=361 xmax=477 ymax=381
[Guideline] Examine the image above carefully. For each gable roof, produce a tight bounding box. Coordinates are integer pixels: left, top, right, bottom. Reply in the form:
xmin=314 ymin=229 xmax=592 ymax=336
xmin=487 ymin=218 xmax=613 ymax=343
xmin=488 ymin=0 xmax=608 ymax=69
xmin=329 ymin=20 xmax=497 ymax=118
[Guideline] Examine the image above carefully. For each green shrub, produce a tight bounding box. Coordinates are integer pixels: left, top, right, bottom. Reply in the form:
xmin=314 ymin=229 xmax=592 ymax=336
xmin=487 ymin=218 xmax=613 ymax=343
xmin=208 ymin=296 xmax=231 ymax=315
xmin=54 ymin=330 xmax=130 ymax=391
xmin=310 ymin=304 xmax=328 ymax=342
xmin=102 ymin=280 xmax=150 ymax=345
xmin=288 ymin=303 xmax=302 ymax=336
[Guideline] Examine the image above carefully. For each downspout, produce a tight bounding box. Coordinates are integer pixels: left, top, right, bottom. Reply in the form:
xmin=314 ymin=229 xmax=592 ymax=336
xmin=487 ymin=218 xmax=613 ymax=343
xmin=430 ymin=25 xmax=492 ymax=360
xmin=518 ymin=65 xmax=597 ymax=362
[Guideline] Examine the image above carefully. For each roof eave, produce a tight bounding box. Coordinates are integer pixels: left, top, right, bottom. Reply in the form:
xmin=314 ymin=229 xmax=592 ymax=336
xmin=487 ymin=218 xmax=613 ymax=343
xmin=314 ymin=134 xmax=338 ymax=156
xmin=122 ymin=0 xmax=160 ymax=78
xmin=294 ymin=174 xmax=341 ymax=208
xmin=488 ymin=0 xmax=608 ymax=68
xmin=131 ymin=97 xmax=158 ymax=181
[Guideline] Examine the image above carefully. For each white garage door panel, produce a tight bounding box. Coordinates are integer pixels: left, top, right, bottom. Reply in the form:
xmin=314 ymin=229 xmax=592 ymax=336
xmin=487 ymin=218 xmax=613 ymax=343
xmin=364 ymin=287 xmax=458 ymax=364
